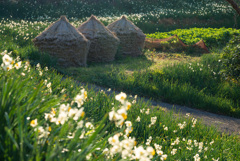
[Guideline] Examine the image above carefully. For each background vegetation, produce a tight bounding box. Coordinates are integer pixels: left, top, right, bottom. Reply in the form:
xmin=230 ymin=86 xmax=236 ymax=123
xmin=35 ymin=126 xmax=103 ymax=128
xmin=221 ymin=35 xmax=240 ymax=82
xmin=1 ymin=0 xmax=240 ymax=32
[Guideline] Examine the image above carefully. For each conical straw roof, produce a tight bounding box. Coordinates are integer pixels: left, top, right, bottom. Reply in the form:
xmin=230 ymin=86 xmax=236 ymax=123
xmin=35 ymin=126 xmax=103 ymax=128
xmin=107 ymin=15 xmax=145 ymax=36
xmin=33 ymin=16 xmax=90 ymax=67
xmin=107 ymin=16 xmax=145 ymax=56
xmin=78 ymin=15 xmax=119 ymax=62
xmin=34 ymin=15 xmax=88 ymax=42
xmin=78 ymin=15 xmax=119 ymax=40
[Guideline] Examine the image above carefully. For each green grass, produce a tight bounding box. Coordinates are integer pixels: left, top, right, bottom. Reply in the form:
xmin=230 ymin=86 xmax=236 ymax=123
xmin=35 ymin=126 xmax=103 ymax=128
xmin=1 ymin=52 xmax=240 ymax=160
xmin=1 ymin=1 xmax=240 ymax=159
xmin=0 ymin=18 xmax=239 ymax=118
xmin=60 ymin=52 xmax=240 ymax=118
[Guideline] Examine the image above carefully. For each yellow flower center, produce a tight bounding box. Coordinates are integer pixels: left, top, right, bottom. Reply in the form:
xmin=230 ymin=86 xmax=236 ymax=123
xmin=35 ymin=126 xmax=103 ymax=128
xmin=121 ymin=113 xmax=127 ymax=120
xmin=81 ymin=112 xmax=85 ymax=117
xmin=48 ymin=127 xmax=52 ymax=132
xmin=30 ymin=120 xmax=35 ymax=125
xmin=134 ymin=141 xmax=137 ymax=146
xmin=68 ymin=107 xmax=71 ymax=112
xmin=127 ymin=104 xmax=131 ymax=110
xmin=152 ymin=149 xmax=155 ymax=156
xmin=129 ymin=127 xmax=133 ymax=133
xmin=51 ymin=108 xmax=56 ymax=114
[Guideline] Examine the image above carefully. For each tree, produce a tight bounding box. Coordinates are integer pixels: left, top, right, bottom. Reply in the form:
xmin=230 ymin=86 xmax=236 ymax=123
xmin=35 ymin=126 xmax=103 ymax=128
xmin=226 ymin=0 xmax=240 ymax=15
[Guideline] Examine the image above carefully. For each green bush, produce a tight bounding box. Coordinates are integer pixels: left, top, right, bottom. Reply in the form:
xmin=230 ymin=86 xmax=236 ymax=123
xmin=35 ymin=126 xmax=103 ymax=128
xmin=146 ymin=28 xmax=240 ymax=48
xmin=221 ymin=35 xmax=240 ymax=83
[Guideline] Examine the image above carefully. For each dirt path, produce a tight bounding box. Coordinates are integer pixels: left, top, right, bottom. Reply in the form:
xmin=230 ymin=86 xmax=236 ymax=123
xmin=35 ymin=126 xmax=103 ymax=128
xmin=81 ymin=82 xmax=240 ymax=135
xmin=149 ymin=100 xmax=240 ymax=135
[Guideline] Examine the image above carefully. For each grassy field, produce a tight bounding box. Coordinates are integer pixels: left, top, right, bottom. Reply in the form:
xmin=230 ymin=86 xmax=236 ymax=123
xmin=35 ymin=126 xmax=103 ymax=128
xmin=1 ymin=51 xmax=240 ymax=161
xmin=1 ymin=0 xmax=240 ymax=160
xmin=60 ymin=51 xmax=240 ymax=118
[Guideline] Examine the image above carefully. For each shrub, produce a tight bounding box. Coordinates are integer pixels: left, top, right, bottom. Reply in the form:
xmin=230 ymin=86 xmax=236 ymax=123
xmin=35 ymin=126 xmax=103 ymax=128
xmin=221 ymin=35 xmax=240 ymax=83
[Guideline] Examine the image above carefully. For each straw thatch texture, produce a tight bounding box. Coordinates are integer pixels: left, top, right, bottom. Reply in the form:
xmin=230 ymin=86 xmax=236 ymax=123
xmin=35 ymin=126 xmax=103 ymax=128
xmin=107 ymin=16 xmax=146 ymax=56
xmin=33 ymin=16 xmax=90 ymax=67
xmin=78 ymin=15 xmax=120 ymax=62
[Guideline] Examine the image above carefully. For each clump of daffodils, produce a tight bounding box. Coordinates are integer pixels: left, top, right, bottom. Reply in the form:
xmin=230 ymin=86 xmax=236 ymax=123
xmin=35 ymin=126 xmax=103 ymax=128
xmin=44 ymin=79 xmax=52 ymax=93
xmin=178 ymin=121 xmax=186 ymax=129
xmin=192 ymin=118 xmax=197 ymax=127
xmin=107 ymin=92 xmax=156 ymax=160
xmin=149 ymin=116 xmax=157 ymax=127
xmin=25 ymin=66 xmax=220 ymax=160
xmin=74 ymin=88 xmax=87 ymax=107
xmin=109 ymin=92 xmax=131 ymax=128
xmin=30 ymin=118 xmax=51 ymax=141
xmin=1 ymin=50 xmax=22 ymax=71
xmin=30 ymin=89 xmax=88 ymax=141
xmin=106 ymin=133 xmax=156 ymax=160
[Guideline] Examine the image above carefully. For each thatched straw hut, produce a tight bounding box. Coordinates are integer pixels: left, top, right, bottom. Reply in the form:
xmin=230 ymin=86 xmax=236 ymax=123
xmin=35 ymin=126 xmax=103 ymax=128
xmin=78 ymin=15 xmax=120 ymax=62
xmin=107 ymin=16 xmax=146 ymax=56
xmin=33 ymin=16 xmax=90 ymax=67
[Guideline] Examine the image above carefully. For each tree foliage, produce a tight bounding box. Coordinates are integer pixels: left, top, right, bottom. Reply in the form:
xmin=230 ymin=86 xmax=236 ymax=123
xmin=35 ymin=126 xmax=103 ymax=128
xmin=225 ymin=0 xmax=240 ymax=15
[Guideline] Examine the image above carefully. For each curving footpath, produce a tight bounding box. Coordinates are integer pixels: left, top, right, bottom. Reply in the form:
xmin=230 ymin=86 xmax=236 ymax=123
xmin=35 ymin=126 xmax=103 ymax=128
xmin=80 ymin=82 xmax=240 ymax=135
xmin=149 ymin=100 xmax=240 ymax=135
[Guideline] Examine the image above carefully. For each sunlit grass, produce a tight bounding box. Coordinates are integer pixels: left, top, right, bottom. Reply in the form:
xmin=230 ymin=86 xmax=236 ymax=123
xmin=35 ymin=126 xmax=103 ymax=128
xmin=0 ymin=15 xmax=239 ymax=118
xmin=60 ymin=52 xmax=240 ymax=118
xmin=1 ymin=51 xmax=240 ymax=160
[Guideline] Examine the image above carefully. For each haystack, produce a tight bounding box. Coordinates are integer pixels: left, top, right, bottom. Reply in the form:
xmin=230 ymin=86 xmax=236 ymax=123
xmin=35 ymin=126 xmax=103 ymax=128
xmin=78 ymin=15 xmax=120 ymax=62
xmin=33 ymin=16 xmax=90 ymax=67
xmin=107 ymin=16 xmax=146 ymax=56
